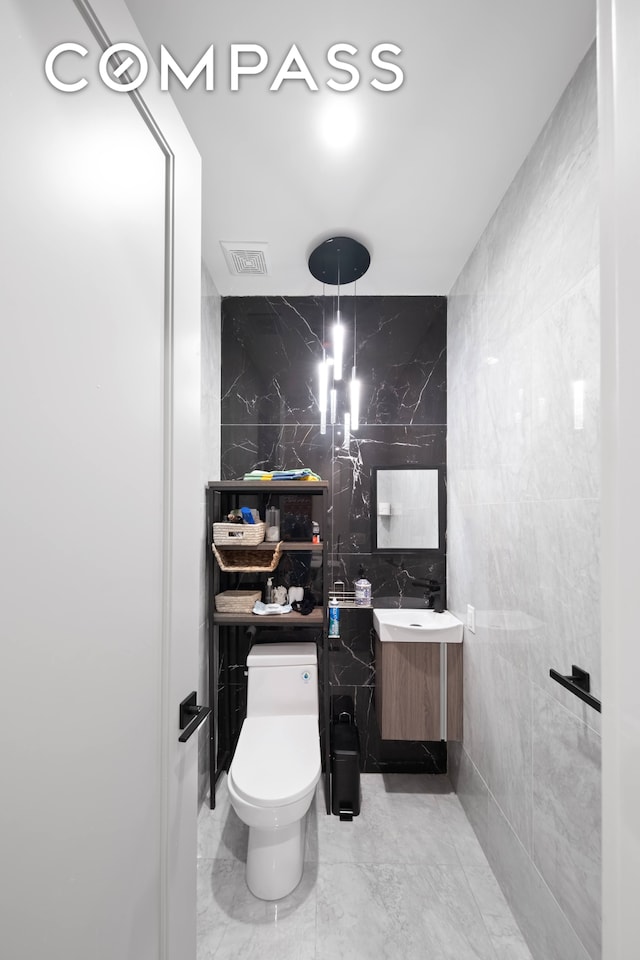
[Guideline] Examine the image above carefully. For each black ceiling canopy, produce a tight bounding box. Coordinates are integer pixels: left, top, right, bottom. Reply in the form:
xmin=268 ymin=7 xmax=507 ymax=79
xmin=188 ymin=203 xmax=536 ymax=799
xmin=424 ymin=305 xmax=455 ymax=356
xmin=308 ymin=236 xmax=371 ymax=285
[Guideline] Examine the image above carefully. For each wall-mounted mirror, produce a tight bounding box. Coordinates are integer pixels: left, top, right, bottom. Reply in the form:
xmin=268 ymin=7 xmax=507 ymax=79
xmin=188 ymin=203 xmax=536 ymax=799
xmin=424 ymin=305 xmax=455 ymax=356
xmin=371 ymin=466 xmax=445 ymax=553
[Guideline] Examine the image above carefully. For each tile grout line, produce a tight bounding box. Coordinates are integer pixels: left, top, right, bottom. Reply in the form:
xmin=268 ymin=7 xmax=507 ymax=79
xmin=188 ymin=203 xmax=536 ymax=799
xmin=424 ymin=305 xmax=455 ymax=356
xmin=198 ymin=776 xmax=542 ymax=959
xmin=457 ymin=744 xmax=595 ymax=960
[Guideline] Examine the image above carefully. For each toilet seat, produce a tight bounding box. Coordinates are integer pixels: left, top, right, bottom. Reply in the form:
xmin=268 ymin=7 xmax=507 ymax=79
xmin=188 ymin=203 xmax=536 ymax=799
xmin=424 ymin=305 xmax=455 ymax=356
xmin=229 ymin=715 xmax=320 ymax=808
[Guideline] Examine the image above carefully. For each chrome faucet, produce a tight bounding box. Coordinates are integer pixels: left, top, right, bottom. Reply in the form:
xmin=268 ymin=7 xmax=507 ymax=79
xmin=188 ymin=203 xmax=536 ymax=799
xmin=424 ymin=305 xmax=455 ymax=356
xmin=411 ymin=578 xmax=444 ymax=612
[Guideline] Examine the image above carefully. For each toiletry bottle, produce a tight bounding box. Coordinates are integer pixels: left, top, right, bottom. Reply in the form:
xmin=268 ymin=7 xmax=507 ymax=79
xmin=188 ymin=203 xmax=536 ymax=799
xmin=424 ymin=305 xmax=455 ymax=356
xmin=265 ymin=577 xmax=273 ymax=604
xmin=354 ymin=566 xmax=372 ymax=606
xmin=328 ymin=597 xmax=340 ymax=638
xmin=265 ymin=506 xmax=280 ymax=542
xmin=312 ymin=520 xmax=320 ymax=543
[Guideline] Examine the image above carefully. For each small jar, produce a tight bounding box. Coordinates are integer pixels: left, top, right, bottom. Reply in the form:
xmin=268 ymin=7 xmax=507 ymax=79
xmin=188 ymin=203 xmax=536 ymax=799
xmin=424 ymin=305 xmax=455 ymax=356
xmin=354 ymin=576 xmax=372 ymax=607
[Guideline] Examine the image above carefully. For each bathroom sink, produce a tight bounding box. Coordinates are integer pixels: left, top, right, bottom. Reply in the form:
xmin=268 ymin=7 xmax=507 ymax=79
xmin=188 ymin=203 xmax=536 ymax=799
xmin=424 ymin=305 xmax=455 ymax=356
xmin=373 ymin=608 xmax=463 ymax=643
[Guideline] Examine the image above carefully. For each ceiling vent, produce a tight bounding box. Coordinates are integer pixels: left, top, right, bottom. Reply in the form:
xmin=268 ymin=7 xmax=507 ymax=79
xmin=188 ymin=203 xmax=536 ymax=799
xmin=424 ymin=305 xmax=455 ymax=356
xmin=220 ymin=241 xmax=270 ymax=276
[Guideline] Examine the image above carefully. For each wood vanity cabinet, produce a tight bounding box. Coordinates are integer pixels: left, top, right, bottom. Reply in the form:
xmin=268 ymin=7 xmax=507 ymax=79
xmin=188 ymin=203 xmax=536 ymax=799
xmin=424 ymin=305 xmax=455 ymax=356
xmin=374 ymin=635 xmax=463 ymax=741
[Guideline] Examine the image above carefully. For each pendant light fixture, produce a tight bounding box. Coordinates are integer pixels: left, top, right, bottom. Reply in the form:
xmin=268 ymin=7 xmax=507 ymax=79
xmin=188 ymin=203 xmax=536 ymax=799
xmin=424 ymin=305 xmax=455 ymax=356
xmin=333 ymin=311 xmax=344 ymax=380
xmin=318 ymin=356 xmax=329 ymax=435
xmin=350 ymin=282 xmax=361 ymax=431
xmin=330 ymin=386 xmax=337 ymax=426
xmin=333 ymin=262 xmax=344 ymax=381
xmin=308 ymin=236 xmax=370 ymax=444
xmin=318 ymin=290 xmax=330 ymax=436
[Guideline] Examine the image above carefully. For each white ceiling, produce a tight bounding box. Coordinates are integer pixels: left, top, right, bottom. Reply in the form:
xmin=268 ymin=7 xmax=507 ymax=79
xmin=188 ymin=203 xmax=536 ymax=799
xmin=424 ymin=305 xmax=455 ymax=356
xmin=125 ymin=0 xmax=595 ymax=297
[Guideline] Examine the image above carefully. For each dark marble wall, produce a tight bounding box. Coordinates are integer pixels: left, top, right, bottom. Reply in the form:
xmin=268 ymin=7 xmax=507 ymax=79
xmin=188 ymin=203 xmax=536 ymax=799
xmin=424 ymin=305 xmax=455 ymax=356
xmin=221 ymin=295 xmax=447 ymax=773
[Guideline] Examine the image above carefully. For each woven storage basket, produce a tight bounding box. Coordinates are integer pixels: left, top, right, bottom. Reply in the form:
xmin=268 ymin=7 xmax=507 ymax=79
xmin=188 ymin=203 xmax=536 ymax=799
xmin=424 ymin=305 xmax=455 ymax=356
xmin=212 ymin=521 xmax=266 ymax=546
xmin=212 ymin=542 xmax=283 ymax=572
xmin=214 ymin=590 xmax=261 ymax=613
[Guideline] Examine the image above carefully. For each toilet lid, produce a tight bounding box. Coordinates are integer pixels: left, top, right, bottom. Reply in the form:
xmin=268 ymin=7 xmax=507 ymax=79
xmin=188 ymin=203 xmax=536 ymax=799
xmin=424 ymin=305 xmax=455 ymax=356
xmin=229 ymin=715 xmax=321 ymax=807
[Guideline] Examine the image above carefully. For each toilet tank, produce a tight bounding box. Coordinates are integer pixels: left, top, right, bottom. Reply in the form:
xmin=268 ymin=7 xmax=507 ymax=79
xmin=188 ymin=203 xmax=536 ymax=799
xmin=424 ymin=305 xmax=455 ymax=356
xmin=246 ymin=642 xmax=318 ymax=718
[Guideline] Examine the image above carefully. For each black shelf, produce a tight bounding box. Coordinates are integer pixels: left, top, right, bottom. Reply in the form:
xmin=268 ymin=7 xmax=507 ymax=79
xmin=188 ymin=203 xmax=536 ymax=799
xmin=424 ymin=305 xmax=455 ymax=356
xmin=210 ymin=480 xmax=328 ymax=492
xmin=206 ymin=480 xmax=331 ymax=814
xmin=214 ymin=609 xmax=324 ymax=627
xmin=213 ymin=541 xmax=323 ymax=552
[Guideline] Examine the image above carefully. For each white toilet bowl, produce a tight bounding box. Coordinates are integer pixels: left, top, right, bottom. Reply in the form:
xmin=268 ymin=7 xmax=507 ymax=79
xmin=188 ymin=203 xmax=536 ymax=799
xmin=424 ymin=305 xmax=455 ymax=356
xmin=228 ymin=714 xmax=320 ymax=900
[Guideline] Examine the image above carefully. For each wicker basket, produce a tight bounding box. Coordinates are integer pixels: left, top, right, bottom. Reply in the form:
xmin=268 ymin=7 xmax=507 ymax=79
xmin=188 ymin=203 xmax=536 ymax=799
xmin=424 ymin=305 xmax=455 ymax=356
xmin=212 ymin=541 xmax=283 ymax=572
xmin=212 ymin=521 xmax=266 ymax=546
xmin=214 ymin=590 xmax=261 ymax=613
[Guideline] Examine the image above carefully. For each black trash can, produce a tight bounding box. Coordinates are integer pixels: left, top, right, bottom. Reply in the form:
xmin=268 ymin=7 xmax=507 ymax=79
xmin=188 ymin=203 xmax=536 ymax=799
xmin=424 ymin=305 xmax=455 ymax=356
xmin=331 ymin=712 xmax=361 ymax=820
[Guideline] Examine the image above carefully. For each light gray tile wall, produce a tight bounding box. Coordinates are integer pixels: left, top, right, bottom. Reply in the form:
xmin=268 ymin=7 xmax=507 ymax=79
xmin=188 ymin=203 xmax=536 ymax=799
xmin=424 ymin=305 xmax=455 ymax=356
xmin=447 ymin=45 xmax=600 ymax=960
xmin=198 ymin=262 xmax=221 ymax=808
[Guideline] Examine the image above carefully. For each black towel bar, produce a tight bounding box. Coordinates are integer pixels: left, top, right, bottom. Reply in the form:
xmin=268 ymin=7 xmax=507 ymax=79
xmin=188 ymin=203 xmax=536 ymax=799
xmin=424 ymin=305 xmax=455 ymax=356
xmin=549 ymin=665 xmax=601 ymax=713
xmin=178 ymin=691 xmax=211 ymax=742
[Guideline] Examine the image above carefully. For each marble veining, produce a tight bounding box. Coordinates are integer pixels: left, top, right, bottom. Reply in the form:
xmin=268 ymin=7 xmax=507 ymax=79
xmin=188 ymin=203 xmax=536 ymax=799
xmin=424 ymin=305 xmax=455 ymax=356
xmin=221 ymin=295 xmax=448 ymax=773
xmin=532 ymin=692 xmax=601 ymax=959
xmin=197 ymin=773 xmax=533 ymax=960
xmin=451 ymin=744 xmax=595 ymax=960
xmin=222 ymin=296 xmax=446 ymax=428
xmin=447 ymin=45 xmax=600 ymax=960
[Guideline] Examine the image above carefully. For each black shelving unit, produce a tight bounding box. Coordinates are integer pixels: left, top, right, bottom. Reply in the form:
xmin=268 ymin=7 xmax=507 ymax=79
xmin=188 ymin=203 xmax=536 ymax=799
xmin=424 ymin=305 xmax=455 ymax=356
xmin=206 ymin=480 xmax=330 ymax=812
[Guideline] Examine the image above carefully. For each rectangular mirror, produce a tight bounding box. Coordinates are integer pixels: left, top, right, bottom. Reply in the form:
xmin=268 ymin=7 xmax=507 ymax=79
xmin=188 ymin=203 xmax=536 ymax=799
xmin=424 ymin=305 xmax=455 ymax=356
xmin=371 ymin=466 xmax=445 ymax=553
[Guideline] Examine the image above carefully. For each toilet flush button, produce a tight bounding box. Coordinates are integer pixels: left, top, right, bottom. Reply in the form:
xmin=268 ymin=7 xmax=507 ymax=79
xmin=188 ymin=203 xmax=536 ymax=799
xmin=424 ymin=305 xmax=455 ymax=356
xmin=301 ymin=671 xmax=311 ymax=683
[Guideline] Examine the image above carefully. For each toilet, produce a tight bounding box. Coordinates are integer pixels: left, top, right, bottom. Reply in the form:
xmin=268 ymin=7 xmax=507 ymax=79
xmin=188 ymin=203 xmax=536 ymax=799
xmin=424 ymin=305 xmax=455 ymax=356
xmin=227 ymin=642 xmax=321 ymax=900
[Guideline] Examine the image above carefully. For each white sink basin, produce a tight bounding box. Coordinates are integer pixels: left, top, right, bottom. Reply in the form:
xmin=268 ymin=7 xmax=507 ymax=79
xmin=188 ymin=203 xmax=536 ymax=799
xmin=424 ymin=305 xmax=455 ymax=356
xmin=373 ymin=608 xmax=463 ymax=643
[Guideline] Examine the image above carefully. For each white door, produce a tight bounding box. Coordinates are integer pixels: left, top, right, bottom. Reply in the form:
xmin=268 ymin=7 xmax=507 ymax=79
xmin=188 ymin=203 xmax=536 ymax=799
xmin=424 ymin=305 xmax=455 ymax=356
xmin=0 ymin=2 xmax=201 ymax=958
xmin=599 ymin=1 xmax=640 ymax=957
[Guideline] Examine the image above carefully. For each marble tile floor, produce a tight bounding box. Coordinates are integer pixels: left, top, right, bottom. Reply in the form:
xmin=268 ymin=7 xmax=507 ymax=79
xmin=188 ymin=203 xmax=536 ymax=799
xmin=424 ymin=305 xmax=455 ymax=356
xmin=197 ymin=773 xmax=534 ymax=960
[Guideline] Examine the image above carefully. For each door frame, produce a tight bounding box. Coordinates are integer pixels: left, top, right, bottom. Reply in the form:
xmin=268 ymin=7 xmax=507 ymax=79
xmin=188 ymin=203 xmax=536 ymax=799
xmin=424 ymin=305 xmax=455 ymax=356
xmin=74 ymin=2 xmax=203 ymax=958
xmin=598 ymin=1 xmax=640 ymax=956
